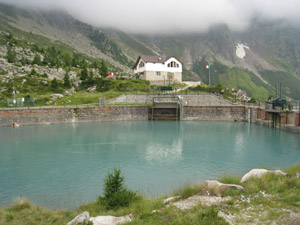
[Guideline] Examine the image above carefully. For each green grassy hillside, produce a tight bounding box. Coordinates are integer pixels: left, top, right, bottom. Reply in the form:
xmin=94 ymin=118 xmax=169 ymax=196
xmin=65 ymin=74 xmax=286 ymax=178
xmin=259 ymin=70 xmax=300 ymax=100
xmin=193 ymin=59 xmax=272 ymax=101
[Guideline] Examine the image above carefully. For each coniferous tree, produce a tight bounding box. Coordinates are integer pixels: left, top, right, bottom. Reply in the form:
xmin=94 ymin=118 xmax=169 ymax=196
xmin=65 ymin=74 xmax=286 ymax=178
xmin=63 ymin=72 xmax=72 ymax=88
xmin=51 ymin=78 xmax=59 ymax=89
xmin=20 ymin=56 xmax=28 ymax=65
xmin=92 ymin=61 xmax=99 ymax=69
xmin=72 ymin=58 xmax=78 ymax=68
xmin=80 ymin=67 xmax=88 ymax=81
xmin=55 ymin=59 xmax=62 ymax=69
xmin=7 ymin=47 xmax=16 ymax=63
xmin=99 ymin=60 xmax=108 ymax=78
xmin=30 ymin=68 xmax=37 ymax=75
xmin=32 ymin=54 xmax=42 ymax=66
xmin=64 ymin=53 xmax=72 ymax=67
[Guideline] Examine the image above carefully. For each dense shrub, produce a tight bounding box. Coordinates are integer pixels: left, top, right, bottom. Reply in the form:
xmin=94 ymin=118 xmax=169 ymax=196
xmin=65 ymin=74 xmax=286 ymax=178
xmin=99 ymin=168 xmax=137 ymax=209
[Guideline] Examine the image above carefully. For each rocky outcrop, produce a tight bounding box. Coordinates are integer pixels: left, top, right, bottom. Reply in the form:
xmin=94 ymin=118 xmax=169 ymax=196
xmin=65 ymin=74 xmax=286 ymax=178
xmin=67 ymin=211 xmax=89 ymax=225
xmin=205 ymin=180 xmax=244 ymax=196
xmin=67 ymin=212 xmax=132 ymax=225
xmin=241 ymin=169 xmax=287 ymax=183
xmin=90 ymin=214 xmax=132 ymax=225
xmin=173 ymin=195 xmax=232 ymax=210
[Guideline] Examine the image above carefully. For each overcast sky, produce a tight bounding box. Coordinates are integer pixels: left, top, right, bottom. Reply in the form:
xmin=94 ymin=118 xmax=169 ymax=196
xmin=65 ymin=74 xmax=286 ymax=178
xmin=1 ymin=0 xmax=300 ymax=33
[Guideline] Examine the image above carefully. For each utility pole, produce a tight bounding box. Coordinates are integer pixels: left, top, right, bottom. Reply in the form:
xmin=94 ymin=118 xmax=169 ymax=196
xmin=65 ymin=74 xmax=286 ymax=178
xmin=209 ymin=66 xmax=211 ymax=86
xmin=205 ymin=65 xmax=211 ymax=85
xmin=12 ymin=86 xmax=16 ymax=107
xmin=280 ymin=83 xmax=282 ymax=99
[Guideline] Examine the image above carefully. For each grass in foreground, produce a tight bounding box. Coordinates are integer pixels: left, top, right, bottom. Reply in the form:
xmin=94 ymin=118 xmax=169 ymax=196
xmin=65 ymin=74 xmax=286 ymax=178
xmin=0 ymin=163 xmax=300 ymax=224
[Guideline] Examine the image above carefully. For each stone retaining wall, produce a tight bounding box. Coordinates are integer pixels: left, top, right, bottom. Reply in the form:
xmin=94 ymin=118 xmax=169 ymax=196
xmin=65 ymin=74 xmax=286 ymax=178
xmin=0 ymin=106 xmax=148 ymax=127
xmin=107 ymin=94 xmax=233 ymax=106
xmin=181 ymin=106 xmax=246 ymax=121
xmin=1 ymin=106 xmax=299 ymax=134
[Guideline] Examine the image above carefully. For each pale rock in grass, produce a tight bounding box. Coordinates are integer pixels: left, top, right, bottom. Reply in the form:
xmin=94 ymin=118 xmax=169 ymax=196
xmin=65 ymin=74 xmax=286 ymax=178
xmin=217 ymin=211 xmax=234 ymax=225
xmin=205 ymin=180 xmax=244 ymax=196
xmin=50 ymin=94 xmax=63 ymax=99
xmin=64 ymin=90 xmax=72 ymax=96
xmin=72 ymin=81 xmax=79 ymax=88
xmin=69 ymin=71 xmax=77 ymax=78
xmin=87 ymin=86 xmax=97 ymax=93
xmin=241 ymin=169 xmax=287 ymax=183
xmin=0 ymin=88 xmax=7 ymax=93
xmin=67 ymin=211 xmax=90 ymax=225
xmin=173 ymin=195 xmax=232 ymax=210
xmin=151 ymin=209 xmax=161 ymax=213
xmin=163 ymin=196 xmax=181 ymax=205
xmin=70 ymin=87 xmax=76 ymax=93
xmin=90 ymin=214 xmax=132 ymax=225
xmin=46 ymin=100 xmax=52 ymax=105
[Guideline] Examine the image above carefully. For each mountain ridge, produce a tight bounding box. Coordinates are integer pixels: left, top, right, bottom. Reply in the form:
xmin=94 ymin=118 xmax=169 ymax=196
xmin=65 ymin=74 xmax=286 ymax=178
xmin=1 ymin=3 xmax=300 ymax=100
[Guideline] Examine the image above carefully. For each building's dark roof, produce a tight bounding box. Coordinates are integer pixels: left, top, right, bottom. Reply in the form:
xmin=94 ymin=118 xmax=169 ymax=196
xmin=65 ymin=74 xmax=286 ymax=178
xmin=132 ymin=55 xmax=183 ymax=69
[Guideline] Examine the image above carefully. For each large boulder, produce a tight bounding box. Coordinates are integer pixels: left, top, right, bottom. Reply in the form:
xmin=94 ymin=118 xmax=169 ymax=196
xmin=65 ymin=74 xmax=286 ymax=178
xmin=90 ymin=214 xmax=132 ymax=225
xmin=241 ymin=169 xmax=287 ymax=183
xmin=67 ymin=211 xmax=90 ymax=225
xmin=205 ymin=180 xmax=244 ymax=196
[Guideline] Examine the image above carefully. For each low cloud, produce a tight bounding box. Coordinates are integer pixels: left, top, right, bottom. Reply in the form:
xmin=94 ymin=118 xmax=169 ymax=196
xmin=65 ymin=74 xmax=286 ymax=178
xmin=1 ymin=0 xmax=300 ymax=33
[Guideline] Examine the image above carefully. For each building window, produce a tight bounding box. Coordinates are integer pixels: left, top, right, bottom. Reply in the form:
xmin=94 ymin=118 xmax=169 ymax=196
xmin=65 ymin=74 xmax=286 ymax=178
xmin=167 ymin=61 xmax=179 ymax=68
xmin=139 ymin=61 xmax=145 ymax=68
xmin=156 ymin=71 xmax=161 ymax=76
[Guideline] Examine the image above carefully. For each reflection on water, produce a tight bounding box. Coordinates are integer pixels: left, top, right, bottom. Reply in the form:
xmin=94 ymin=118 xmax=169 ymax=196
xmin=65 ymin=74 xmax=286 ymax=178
xmin=0 ymin=121 xmax=299 ymax=209
xmin=145 ymin=139 xmax=183 ymax=163
xmin=234 ymin=133 xmax=245 ymax=157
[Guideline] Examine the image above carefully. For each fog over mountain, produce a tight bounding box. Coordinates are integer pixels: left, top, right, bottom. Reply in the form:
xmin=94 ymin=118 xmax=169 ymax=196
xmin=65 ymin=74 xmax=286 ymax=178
xmin=1 ymin=0 xmax=300 ymax=33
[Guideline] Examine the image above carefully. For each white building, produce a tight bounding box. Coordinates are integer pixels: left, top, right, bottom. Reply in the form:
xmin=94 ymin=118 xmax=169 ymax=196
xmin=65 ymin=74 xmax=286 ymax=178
xmin=133 ymin=55 xmax=183 ymax=82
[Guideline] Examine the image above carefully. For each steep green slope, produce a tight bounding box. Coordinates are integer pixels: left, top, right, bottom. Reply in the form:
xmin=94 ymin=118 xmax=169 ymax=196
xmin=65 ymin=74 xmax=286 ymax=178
xmin=259 ymin=70 xmax=300 ymax=100
xmin=219 ymin=69 xmax=271 ymax=101
xmin=193 ymin=59 xmax=272 ymax=100
xmin=112 ymin=31 xmax=156 ymax=57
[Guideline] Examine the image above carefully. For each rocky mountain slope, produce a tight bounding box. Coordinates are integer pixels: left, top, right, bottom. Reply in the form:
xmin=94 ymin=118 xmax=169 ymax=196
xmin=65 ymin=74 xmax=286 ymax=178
xmin=1 ymin=3 xmax=300 ymax=100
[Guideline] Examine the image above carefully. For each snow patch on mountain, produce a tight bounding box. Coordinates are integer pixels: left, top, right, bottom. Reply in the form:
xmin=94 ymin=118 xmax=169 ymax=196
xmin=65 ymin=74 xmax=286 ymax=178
xmin=236 ymin=44 xmax=249 ymax=59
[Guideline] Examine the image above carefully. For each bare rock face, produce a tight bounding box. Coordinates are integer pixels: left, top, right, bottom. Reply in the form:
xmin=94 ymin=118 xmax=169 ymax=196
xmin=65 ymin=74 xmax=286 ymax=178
xmin=205 ymin=180 xmax=244 ymax=196
xmin=90 ymin=214 xmax=132 ymax=225
xmin=67 ymin=211 xmax=90 ymax=225
xmin=241 ymin=169 xmax=287 ymax=183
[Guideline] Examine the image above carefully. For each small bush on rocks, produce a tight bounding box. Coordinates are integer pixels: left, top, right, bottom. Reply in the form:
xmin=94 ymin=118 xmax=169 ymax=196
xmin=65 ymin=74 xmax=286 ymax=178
xmin=99 ymin=168 xmax=137 ymax=209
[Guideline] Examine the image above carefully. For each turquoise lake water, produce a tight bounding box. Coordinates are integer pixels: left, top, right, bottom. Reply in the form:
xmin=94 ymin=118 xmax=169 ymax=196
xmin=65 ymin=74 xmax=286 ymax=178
xmin=0 ymin=121 xmax=299 ymax=209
